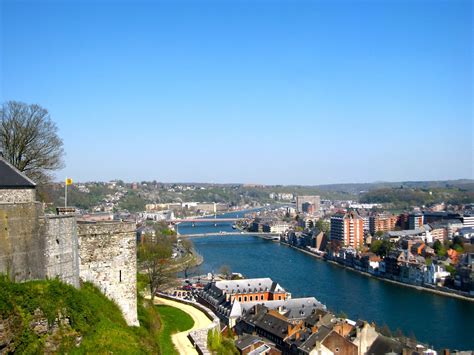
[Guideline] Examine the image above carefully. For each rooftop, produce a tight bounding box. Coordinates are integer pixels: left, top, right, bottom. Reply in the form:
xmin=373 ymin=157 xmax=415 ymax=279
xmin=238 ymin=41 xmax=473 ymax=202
xmin=232 ymin=297 xmax=326 ymax=320
xmin=215 ymin=278 xmax=286 ymax=295
xmin=0 ymin=156 xmax=36 ymax=189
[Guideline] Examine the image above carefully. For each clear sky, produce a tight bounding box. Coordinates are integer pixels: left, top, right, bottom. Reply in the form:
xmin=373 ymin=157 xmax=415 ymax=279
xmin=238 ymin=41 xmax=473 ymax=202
xmin=1 ymin=0 xmax=472 ymax=184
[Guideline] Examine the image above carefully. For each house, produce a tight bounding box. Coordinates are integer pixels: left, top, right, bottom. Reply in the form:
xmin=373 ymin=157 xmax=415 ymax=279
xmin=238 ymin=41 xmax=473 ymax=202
xmin=365 ymin=334 xmax=405 ymax=355
xmin=235 ymin=334 xmax=279 ymax=355
xmin=310 ymin=228 xmax=327 ymax=251
xmin=424 ymin=261 xmax=450 ymax=285
xmin=250 ymin=308 xmax=304 ymax=351
xmin=198 ymin=278 xmax=290 ymax=325
xmin=231 ymin=297 xmax=326 ymax=326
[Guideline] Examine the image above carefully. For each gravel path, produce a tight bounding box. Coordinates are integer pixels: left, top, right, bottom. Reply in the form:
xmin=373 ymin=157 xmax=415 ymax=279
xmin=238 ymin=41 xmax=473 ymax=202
xmin=154 ymin=297 xmax=213 ymax=354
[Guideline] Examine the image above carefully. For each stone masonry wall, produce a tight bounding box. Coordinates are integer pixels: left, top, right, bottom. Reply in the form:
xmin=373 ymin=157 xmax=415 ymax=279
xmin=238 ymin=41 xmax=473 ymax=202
xmin=41 ymin=215 xmax=80 ymax=288
xmin=0 ymin=189 xmax=36 ymax=203
xmin=77 ymin=221 xmax=138 ymax=326
xmin=0 ymin=202 xmax=81 ymax=287
xmin=0 ymin=202 xmax=47 ymax=281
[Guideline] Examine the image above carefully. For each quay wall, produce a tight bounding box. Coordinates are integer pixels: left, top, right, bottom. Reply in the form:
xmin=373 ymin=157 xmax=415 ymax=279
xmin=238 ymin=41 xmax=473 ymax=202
xmin=281 ymin=242 xmax=474 ymax=302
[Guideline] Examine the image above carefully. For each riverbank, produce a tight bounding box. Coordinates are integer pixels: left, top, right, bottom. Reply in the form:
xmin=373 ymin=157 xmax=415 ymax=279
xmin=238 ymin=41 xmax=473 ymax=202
xmin=281 ymin=241 xmax=474 ymax=302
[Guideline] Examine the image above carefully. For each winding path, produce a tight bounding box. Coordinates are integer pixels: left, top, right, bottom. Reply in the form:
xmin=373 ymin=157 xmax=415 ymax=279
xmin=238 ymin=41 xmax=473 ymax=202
xmin=154 ymin=297 xmax=213 ymax=354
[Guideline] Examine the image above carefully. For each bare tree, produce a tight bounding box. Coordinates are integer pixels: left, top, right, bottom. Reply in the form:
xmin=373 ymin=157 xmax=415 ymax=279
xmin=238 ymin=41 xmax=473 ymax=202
xmin=0 ymin=101 xmax=65 ymax=183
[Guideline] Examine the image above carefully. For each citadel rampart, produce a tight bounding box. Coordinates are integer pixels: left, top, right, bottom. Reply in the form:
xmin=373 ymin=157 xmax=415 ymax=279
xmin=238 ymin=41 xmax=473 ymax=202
xmin=0 ymin=188 xmax=36 ymax=204
xmin=77 ymin=221 xmax=139 ymax=326
xmin=0 ymin=158 xmax=138 ymax=327
xmin=42 ymin=214 xmax=80 ymax=288
xmin=0 ymin=203 xmax=138 ymax=326
xmin=0 ymin=202 xmax=47 ymax=281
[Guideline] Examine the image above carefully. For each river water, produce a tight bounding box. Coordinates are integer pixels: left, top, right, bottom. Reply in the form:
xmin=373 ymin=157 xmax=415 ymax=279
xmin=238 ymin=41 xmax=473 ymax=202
xmin=178 ymin=211 xmax=474 ymax=350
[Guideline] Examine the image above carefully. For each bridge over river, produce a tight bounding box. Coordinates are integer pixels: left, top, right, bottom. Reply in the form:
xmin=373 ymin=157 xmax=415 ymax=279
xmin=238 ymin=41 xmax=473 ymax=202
xmin=178 ymin=231 xmax=280 ymax=240
xmin=167 ymin=217 xmax=247 ymax=223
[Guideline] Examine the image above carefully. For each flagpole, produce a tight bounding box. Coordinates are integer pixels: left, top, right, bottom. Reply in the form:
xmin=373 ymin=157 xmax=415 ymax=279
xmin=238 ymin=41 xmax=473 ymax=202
xmin=65 ymin=180 xmax=67 ymax=207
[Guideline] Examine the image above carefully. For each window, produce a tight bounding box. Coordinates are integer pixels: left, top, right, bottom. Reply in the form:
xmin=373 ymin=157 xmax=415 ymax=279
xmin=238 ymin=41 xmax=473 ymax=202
xmin=244 ymin=296 xmax=247 ymax=302
xmin=238 ymin=297 xmax=242 ymax=302
xmin=250 ymin=296 xmax=253 ymax=301
xmin=261 ymin=295 xmax=264 ymax=300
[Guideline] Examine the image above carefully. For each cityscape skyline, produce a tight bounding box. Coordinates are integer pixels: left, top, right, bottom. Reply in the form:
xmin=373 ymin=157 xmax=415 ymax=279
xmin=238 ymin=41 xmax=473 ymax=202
xmin=1 ymin=0 xmax=472 ymax=184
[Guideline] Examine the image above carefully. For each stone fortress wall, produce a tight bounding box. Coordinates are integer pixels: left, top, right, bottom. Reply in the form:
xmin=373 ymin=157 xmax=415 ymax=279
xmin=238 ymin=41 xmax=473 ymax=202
xmin=0 ymin=199 xmax=138 ymax=326
xmin=0 ymin=189 xmax=36 ymax=204
xmin=42 ymin=214 xmax=80 ymax=288
xmin=77 ymin=221 xmax=138 ymax=326
xmin=0 ymin=202 xmax=47 ymax=281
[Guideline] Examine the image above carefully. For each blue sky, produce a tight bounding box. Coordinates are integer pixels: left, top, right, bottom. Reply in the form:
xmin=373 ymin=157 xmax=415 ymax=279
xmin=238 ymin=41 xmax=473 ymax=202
xmin=1 ymin=0 xmax=472 ymax=184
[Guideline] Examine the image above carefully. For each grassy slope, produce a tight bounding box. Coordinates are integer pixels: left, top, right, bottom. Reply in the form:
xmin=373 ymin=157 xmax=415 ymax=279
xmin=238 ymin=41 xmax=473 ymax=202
xmin=0 ymin=277 xmax=160 ymax=354
xmin=155 ymin=305 xmax=195 ymax=355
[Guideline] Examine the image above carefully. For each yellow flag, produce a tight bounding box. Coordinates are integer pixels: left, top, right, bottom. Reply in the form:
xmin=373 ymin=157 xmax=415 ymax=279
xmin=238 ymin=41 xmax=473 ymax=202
xmin=66 ymin=178 xmax=73 ymax=186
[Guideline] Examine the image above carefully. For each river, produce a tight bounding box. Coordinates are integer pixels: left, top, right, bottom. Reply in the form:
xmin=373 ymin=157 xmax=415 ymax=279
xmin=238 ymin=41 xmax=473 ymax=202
xmin=177 ymin=210 xmax=474 ymax=350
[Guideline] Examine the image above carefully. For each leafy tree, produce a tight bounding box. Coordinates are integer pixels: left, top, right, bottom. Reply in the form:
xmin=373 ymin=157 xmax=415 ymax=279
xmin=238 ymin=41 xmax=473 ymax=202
xmin=337 ymin=311 xmax=348 ymax=319
xmin=380 ymin=323 xmax=393 ymax=337
xmin=451 ymin=236 xmax=465 ymax=253
xmin=395 ymin=328 xmax=404 ymax=338
xmin=315 ymin=219 xmax=330 ymax=234
xmin=433 ymin=240 xmax=447 ymax=257
xmin=219 ymin=265 xmax=232 ymax=280
xmin=207 ymin=328 xmax=238 ymax=355
xmin=119 ymin=192 xmax=147 ymax=212
xmin=0 ymin=101 xmax=65 ymax=183
xmin=370 ymin=239 xmax=392 ymax=257
xmin=445 ymin=264 xmax=456 ymax=276
xmin=181 ymin=239 xmax=195 ymax=278
xmin=137 ymin=238 xmax=175 ymax=302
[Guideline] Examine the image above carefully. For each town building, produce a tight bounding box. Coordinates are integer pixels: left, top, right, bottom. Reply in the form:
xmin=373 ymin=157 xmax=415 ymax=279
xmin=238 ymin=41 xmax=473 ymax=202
xmin=198 ymin=278 xmax=291 ymax=325
xmin=369 ymin=213 xmax=398 ymax=235
xmin=296 ymin=195 xmax=320 ymax=214
xmin=462 ymin=213 xmax=474 ymax=228
xmin=270 ymin=222 xmax=291 ymax=234
xmin=301 ymin=201 xmax=316 ymax=215
xmin=408 ymin=212 xmax=424 ymax=230
xmin=230 ymin=296 xmax=326 ymax=327
xmin=330 ymin=211 xmax=364 ymax=249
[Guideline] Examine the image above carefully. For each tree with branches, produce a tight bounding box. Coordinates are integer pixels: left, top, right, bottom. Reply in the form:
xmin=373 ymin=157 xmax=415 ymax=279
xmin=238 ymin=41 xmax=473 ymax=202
xmin=0 ymin=101 xmax=64 ymax=183
xmin=138 ymin=238 xmax=176 ymax=302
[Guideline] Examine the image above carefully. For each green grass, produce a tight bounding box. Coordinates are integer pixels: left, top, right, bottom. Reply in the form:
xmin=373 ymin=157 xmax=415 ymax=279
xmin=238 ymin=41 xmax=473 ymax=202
xmin=155 ymin=305 xmax=195 ymax=355
xmin=0 ymin=276 xmax=162 ymax=354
